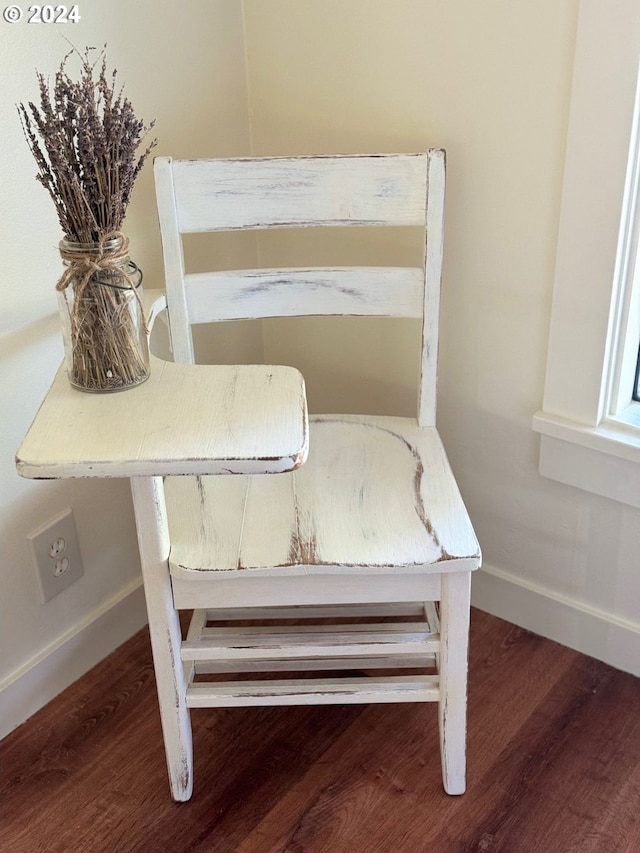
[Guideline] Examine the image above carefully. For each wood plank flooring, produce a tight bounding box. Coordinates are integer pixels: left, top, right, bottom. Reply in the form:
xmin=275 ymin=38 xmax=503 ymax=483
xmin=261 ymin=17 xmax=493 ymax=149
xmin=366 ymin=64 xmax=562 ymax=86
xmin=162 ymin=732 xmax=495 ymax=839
xmin=1 ymin=609 xmax=638 ymax=852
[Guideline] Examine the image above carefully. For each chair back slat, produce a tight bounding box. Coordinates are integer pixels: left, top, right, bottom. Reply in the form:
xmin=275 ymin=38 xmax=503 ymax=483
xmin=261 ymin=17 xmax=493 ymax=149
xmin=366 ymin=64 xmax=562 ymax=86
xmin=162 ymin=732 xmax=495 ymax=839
xmin=170 ymin=154 xmax=428 ymax=232
xmin=154 ymin=151 xmax=445 ymax=424
xmin=184 ymin=267 xmax=424 ymax=323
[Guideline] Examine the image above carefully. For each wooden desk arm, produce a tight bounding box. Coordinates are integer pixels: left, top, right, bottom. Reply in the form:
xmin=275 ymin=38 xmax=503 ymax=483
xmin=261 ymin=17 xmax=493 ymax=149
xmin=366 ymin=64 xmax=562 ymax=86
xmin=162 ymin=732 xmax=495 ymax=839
xmin=143 ymin=288 xmax=168 ymax=337
xmin=16 ymin=360 xmax=309 ymax=480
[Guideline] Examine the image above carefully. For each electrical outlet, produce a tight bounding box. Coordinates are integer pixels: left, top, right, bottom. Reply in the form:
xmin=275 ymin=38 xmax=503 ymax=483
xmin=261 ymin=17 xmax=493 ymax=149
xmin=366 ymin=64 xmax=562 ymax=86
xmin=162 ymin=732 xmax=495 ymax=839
xmin=28 ymin=509 xmax=84 ymax=603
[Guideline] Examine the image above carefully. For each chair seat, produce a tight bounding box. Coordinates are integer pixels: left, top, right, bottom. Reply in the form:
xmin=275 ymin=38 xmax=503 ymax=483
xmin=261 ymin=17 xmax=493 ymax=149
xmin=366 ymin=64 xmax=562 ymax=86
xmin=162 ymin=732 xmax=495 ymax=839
xmin=166 ymin=414 xmax=480 ymax=579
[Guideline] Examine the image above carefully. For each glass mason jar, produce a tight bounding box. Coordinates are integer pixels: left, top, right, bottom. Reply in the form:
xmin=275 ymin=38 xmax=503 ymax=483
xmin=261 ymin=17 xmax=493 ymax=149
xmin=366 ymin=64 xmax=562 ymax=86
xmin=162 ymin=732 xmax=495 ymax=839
xmin=57 ymin=237 xmax=150 ymax=392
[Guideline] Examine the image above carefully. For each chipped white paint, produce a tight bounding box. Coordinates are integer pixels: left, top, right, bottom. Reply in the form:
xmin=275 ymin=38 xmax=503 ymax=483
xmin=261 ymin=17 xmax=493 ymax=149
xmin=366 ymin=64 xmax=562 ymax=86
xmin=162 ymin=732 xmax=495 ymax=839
xmin=180 ymin=623 xmax=441 ymax=661
xmin=151 ymin=151 xmax=479 ymax=798
xmin=186 ymin=676 xmax=440 ymax=708
xmin=17 ymin=152 xmax=480 ymax=801
xmin=192 ymin=655 xmax=437 ymax=675
xmin=170 ymin=570 xmax=442 ymax=611
xmin=130 ymin=476 xmax=192 ymax=802
xmin=198 ymin=603 xmax=429 ymax=621
xmin=419 ymin=149 xmax=446 ymax=427
xmin=439 ymin=571 xmax=471 ymax=795
xmin=166 ymin=415 xmax=480 ymax=577
xmin=166 ymin=154 xmax=429 ymax=233
xmin=184 ymin=267 xmax=425 ymax=323
xmin=16 ymin=359 xmax=309 ymax=479
xmin=184 ymin=604 xmax=439 ymax=675
xmin=153 ymin=153 xmax=436 ymax=366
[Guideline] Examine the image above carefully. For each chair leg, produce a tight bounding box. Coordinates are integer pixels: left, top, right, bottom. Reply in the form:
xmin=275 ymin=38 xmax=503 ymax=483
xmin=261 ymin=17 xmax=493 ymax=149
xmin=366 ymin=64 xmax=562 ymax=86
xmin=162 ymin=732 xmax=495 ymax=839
xmin=131 ymin=477 xmax=193 ymax=802
xmin=438 ymin=570 xmax=471 ymax=795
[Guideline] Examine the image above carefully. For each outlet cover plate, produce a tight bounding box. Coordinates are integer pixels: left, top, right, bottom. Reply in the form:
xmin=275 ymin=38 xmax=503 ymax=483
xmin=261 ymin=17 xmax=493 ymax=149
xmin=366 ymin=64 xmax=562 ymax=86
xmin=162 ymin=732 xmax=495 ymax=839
xmin=28 ymin=509 xmax=84 ymax=603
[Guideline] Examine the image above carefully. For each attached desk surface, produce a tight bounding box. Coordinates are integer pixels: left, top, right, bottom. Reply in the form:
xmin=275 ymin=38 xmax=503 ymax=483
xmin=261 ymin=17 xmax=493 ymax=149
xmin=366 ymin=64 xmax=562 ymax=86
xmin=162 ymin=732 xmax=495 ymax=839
xmin=16 ymin=356 xmax=309 ymax=480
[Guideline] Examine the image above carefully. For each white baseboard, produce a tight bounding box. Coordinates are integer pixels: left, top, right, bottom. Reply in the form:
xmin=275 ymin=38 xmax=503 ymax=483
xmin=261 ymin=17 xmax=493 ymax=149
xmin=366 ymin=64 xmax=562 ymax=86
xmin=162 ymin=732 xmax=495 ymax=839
xmin=0 ymin=579 xmax=148 ymax=741
xmin=472 ymin=563 xmax=640 ymax=678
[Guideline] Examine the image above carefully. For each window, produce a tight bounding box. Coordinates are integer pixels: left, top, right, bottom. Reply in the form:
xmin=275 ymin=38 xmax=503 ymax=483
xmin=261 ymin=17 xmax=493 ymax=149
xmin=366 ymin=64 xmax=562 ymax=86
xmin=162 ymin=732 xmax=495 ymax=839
xmin=606 ymin=91 xmax=640 ymax=430
xmin=532 ymin=0 xmax=640 ymax=509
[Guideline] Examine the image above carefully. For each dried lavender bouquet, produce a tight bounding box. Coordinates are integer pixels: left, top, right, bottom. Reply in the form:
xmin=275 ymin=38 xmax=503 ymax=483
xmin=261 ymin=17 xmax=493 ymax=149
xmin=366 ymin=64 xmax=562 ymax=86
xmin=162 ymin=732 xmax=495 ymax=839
xmin=19 ymin=46 xmax=157 ymax=390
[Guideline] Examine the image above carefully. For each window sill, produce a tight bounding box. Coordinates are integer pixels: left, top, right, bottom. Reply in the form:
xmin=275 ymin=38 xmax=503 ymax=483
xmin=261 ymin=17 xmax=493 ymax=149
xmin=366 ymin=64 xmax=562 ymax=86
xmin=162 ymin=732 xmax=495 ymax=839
xmin=532 ymin=409 xmax=640 ymax=508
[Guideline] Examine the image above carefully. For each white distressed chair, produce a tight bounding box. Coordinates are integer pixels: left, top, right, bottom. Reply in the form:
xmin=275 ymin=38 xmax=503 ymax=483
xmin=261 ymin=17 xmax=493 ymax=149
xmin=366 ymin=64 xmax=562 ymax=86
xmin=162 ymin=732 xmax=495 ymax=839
xmin=152 ymin=151 xmax=481 ymax=801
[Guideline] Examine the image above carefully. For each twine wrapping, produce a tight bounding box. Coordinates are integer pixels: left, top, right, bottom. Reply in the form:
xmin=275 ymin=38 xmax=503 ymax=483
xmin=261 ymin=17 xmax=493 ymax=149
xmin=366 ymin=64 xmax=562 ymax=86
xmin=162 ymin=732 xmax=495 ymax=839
xmin=57 ymin=231 xmax=147 ymax=333
xmin=57 ymin=231 xmax=149 ymax=390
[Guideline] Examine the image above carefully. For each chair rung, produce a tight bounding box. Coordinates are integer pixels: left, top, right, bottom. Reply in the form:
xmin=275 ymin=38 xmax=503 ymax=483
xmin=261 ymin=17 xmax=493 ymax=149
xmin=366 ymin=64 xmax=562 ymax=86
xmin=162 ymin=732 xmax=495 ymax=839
xmin=424 ymin=601 xmax=440 ymax=633
xmin=194 ymin=654 xmax=437 ymax=674
xmin=201 ymin=622 xmax=431 ymax=637
xmin=181 ymin=625 xmax=440 ymax=662
xmin=186 ymin=675 xmax=440 ymax=707
xmin=202 ymin=603 xmax=428 ymax=621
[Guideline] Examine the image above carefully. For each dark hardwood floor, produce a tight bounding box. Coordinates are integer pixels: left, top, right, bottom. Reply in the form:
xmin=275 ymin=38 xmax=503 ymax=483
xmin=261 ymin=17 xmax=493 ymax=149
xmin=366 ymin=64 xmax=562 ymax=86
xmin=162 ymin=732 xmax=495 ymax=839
xmin=2 ymin=608 xmax=638 ymax=852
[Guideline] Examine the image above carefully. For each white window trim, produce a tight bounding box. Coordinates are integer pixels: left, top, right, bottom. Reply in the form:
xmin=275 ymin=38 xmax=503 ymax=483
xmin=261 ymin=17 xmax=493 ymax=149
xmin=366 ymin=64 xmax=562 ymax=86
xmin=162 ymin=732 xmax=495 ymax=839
xmin=533 ymin=0 xmax=640 ymax=509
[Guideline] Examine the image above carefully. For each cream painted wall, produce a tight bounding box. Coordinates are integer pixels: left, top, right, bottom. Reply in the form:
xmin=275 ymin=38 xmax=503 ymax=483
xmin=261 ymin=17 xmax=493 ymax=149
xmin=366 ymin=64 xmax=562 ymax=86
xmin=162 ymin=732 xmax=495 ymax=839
xmin=242 ymin=0 xmax=640 ymax=672
xmin=0 ymin=0 xmax=258 ymax=735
